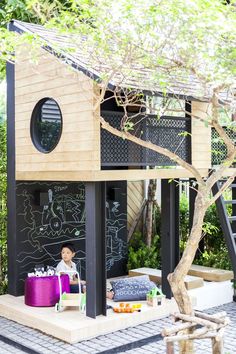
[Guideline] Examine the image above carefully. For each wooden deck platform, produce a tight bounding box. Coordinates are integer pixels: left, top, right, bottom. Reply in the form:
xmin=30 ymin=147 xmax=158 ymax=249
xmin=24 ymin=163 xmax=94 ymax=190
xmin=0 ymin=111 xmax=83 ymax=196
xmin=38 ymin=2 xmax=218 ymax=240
xmin=0 ymin=295 xmax=177 ymax=344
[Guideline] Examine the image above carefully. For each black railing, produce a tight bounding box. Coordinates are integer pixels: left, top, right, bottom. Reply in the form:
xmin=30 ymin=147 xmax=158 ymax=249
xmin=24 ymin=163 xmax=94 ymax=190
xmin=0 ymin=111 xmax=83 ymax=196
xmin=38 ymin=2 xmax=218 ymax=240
xmin=101 ymin=111 xmax=191 ymax=167
xmin=212 ymin=127 xmax=236 ymax=166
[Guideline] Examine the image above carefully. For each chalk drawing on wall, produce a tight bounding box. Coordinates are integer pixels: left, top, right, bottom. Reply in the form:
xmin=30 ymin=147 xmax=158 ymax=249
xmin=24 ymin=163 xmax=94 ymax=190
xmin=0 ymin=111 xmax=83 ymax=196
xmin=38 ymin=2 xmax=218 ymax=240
xmin=16 ymin=182 xmax=86 ymax=284
xmin=106 ymin=200 xmax=127 ymax=271
xmin=15 ymin=181 xmax=127 ymax=287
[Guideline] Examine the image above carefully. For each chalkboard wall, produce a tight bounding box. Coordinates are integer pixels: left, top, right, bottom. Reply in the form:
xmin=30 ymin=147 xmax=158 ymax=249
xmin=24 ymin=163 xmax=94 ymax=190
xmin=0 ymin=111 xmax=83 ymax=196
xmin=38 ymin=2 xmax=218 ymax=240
xmin=14 ymin=181 xmax=127 ymax=294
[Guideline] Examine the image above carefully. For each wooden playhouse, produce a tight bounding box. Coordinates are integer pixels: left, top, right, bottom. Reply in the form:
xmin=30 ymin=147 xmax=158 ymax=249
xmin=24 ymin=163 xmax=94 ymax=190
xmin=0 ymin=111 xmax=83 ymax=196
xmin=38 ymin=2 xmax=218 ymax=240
xmin=4 ymin=20 xmax=236 ymax=334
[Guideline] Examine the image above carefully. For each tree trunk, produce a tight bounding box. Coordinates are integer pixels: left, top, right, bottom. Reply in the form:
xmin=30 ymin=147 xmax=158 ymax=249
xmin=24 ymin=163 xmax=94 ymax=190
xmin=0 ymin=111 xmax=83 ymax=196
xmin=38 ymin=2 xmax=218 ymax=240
xmin=146 ymin=179 xmax=157 ymax=247
xmin=168 ymin=190 xmax=208 ymax=354
xmin=211 ymin=337 xmax=223 ymax=354
xmin=146 ymin=200 xmax=153 ymax=247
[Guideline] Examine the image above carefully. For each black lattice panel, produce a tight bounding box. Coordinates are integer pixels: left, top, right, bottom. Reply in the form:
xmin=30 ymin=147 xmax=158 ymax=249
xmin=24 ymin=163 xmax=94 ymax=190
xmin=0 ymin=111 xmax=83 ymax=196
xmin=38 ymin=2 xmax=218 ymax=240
xmin=212 ymin=128 xmax=236 ymax=166
xmin=144 ymin=117 xmax=189 ymax=165
xmin=101 ymin=111 xmax=191 ymax=167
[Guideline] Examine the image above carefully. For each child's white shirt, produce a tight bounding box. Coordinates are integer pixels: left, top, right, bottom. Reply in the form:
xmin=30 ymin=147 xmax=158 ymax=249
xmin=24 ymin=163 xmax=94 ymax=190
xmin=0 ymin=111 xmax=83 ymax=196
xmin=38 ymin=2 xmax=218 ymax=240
xmin=56 ymin=260 xmax=77 ymax=280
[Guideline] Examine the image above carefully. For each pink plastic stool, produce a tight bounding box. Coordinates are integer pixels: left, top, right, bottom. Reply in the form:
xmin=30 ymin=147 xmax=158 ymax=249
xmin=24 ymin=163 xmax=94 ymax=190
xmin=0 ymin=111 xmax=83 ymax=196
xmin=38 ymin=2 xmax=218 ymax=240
xmin=24 ymin=274 xmax=70 ymax=307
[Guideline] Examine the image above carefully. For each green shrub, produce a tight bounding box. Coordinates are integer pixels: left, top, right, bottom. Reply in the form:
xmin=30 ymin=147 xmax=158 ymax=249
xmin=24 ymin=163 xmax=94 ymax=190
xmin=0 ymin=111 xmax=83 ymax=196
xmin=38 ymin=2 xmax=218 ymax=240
xmin=178 ymin=190 xmax=232 ymax=271
xmin=127 ymin=232 xmax=161 ymax=271
xmin=179 ymin=193 xmax=189 ymax=244
xmin=194 ymin=247 xmax=232 ymax=270
xmin=196 ymin=203 xmax=232 ymax=270
xmin=128 ymin=190 xmax=232 ymax=273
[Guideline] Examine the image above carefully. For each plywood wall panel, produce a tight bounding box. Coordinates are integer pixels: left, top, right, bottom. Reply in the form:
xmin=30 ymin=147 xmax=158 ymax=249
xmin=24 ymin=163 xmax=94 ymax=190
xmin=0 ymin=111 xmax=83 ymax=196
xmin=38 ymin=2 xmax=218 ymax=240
xmin=16 ymin=142 xmax=100 ymax=155
xmin=191 ymin=102 xmax=211 ymax=170
xmin=127 ymin=180 xmax=144 ymax=232
xmin=15 ymin=102 xmax=94 ymax=115
xmin=15 ymin=58 xmax=83 ymax=82
xmin=16 ymin=83 xmax=91 ymax=102
xmin=17 ymin=161 xmax=100 ymax=172
xmin=15 ymin=46 xmax=100 ymax=179
xmin=16 ymin=151 xmax=96 ymax=163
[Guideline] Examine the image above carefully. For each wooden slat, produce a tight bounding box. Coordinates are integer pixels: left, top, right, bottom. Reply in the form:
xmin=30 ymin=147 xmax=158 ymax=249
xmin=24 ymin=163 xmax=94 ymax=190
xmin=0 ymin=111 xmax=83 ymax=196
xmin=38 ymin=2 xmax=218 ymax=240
xmin=16 ymin=151 xmax=97 ymax=163
xmin=15 ymin=111 xmax=94 ymax=124
xmin=15 ymin=102 xmax=94 ymax=115
xmin=16 ymin=138 xmax=94 ymax=153
xmin=16 ymin=170 xmax=100 ymax=181
xmin=16 ymin=160 xmax=100 ymax=171
xmin=127 ymin=185 xmax=143 ymax=207
xmin=191 ymin=101 xmax=211 ymax=170
xmin=127 ymin=181 xmax=144 ymax=232
xmin=129 ymin=268 xmax=204 ymax=290
xmin=128 ymin=181 xmax=143 ymax=196
xmin=16 ymin=85 xmax=93 ymax=103
xmin=127 ymin=185 xmax=143 ymax=209
xmin=15 ymin=94 xmax=93 ymax=108
xmin=16 ymin=142 xmax=99 ymax=154
xmin=16 ymin=120 xmax=95 ymax=133
xmin=16 ymin=130 xmax=96 ymax=141
xmin=96 ymin=168 xmax=209 ymax=181
xmin=16 ymin=167 xmax=236 ymax=182
xmin=15 ymin=48 xmax=85 ymax=83
xmin=127 ymin=198 xmax=139 ymax=217
xmin=188 ymin=265 xmax=234 ymax=282
xmin=128 ymin=199 xmax=146 ymax=241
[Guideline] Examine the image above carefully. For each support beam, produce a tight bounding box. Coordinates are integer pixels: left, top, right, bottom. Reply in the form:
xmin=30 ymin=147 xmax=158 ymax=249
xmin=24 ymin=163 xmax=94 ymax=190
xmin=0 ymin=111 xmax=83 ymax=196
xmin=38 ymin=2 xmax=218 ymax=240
xmin=185 ymin=101 xmax=192 ymax=164
xmin=6 ymin=23 xmax=17 ymax=295
xmin=85 ymin=182 xmax=106 ymax=318
xmin=232 ymin=177 xmax=236 ymax=233
xmin=161 ymin=180 xmax=180 ymax=298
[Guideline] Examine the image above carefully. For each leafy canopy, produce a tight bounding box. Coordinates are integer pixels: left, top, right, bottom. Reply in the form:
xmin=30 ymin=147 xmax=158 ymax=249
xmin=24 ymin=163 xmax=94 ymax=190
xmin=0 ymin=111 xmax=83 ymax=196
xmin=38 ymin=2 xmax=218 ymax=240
xmin=0 ymin=0 xmax=73 ymax=78
xmin=0 ymin=0 xmax=235 ymax=102
xmin=42 ymin=0 xmax=236 ymax=101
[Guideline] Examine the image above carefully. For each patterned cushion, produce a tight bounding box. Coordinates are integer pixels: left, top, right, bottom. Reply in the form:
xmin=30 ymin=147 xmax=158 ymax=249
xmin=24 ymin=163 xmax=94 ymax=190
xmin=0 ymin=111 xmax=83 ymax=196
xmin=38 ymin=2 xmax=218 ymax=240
xmin=110 ymin=275 xmax=156 ymax=302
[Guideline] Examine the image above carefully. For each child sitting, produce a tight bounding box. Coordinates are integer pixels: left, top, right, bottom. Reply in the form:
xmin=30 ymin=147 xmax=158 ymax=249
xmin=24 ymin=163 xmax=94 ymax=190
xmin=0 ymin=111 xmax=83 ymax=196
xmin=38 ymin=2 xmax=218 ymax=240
xmin=56 ymin=242 xmax=117 ymax=300
xmin=56 ymin=242 xmax=85 ymax=293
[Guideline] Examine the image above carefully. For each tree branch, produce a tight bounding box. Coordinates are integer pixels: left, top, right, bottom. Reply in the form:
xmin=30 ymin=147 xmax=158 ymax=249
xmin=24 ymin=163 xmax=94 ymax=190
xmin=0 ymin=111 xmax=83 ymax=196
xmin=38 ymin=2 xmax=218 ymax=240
xmin=100 ymin=116 xmax=204 ymax=183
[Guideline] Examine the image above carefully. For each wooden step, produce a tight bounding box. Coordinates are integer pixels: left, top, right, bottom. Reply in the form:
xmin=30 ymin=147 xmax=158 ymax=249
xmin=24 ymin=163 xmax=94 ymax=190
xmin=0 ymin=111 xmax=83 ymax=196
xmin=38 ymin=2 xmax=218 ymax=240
xmin=128 ymin=267 xmax=204 ymax=290
xmin=228 ymin=216 xmax=236 ymax=221
xmin=188 ymin=264 xmax=234 ymax=282
xmin=219 ymin=182 xmax=236 ymax=188
xmin=224 ymin=200 xmax=236 ymax=204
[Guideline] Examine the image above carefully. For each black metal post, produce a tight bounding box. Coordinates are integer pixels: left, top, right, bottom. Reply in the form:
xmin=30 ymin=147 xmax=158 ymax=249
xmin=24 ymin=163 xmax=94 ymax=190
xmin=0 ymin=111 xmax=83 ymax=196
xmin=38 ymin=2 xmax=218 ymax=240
xmin=6 ymin=23 xmax=17 ymax=295
xmin=232 ymin=177 xmax=236 ymax=233
xmin=85 ymin=182 xmax=106 ymax=318
xmin=161 ymin=179 xmax=180 ymax=298
xmin=185 ymin=101 xmax=192 ymax=164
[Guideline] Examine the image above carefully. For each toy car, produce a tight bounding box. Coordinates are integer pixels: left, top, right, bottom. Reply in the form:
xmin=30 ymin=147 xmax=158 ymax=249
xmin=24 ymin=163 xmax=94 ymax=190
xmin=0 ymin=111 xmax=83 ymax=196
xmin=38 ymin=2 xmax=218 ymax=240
xmin=55 ymin=270 xmax=86 ymax=312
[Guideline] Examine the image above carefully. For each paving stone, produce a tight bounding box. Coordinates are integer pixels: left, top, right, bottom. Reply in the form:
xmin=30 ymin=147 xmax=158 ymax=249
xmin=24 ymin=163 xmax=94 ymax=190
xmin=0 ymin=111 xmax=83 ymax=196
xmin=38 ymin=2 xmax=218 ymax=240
xmin=0 ymin=302 xmax=236 ymax=353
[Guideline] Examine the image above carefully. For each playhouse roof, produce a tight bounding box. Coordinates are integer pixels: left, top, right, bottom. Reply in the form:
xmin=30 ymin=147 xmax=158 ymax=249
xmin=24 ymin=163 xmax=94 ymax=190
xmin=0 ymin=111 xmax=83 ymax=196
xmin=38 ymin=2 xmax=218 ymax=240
xmin=11 ymin=20 xmax=233 ymax=102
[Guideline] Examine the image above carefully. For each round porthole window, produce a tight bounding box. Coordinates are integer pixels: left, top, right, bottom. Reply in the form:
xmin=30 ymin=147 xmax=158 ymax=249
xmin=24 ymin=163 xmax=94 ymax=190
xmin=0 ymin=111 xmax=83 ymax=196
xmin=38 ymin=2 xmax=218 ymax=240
xmin=30 ymin=98 xmax=63 ymax=153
